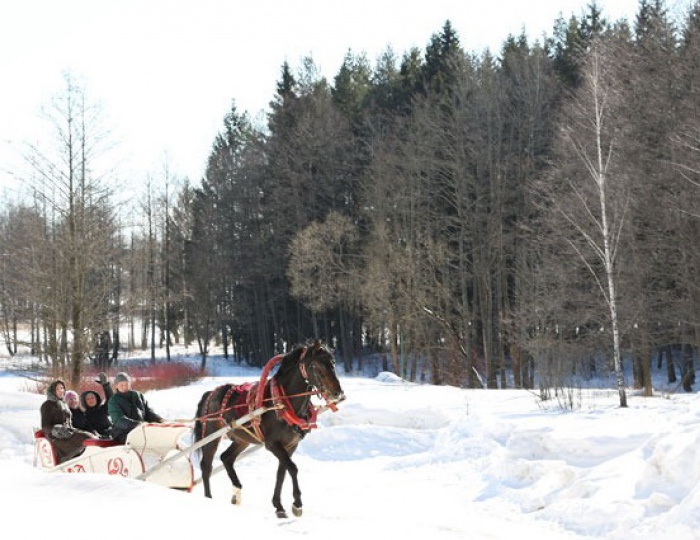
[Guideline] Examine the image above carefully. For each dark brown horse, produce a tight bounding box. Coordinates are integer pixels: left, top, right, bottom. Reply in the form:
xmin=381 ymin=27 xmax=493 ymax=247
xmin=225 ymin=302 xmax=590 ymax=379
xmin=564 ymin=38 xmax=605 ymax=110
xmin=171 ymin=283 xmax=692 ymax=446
xmin=194 ymin=340 xmax=345 ymax=518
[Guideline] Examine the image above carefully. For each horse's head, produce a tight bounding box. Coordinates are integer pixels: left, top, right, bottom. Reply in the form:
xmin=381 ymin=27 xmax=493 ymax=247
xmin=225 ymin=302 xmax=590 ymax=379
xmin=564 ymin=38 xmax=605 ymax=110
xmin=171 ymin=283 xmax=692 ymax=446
xmin=300 ymin=340 xmax=345 ymax=406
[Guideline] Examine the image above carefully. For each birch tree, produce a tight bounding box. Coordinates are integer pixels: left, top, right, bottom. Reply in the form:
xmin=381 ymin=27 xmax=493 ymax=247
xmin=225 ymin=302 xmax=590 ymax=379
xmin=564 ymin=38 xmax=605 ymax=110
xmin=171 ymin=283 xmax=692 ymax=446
xmin=549 ymin=37 xmax=628 ymax=407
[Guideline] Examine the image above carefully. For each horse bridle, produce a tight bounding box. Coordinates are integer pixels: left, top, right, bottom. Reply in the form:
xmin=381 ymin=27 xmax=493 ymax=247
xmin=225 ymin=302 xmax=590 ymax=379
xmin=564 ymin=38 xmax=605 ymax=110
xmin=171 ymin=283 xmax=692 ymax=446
xmin=298 ymin=347 xmax=324 ymax=394
xmin=298 ymin=346 xmax=343 ymax=408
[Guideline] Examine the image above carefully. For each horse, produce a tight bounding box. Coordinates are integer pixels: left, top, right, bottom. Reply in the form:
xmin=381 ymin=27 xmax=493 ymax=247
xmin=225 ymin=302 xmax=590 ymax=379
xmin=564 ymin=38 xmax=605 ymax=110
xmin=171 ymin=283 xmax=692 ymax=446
xmin=193 ymin=340 xmax=345 ymax=518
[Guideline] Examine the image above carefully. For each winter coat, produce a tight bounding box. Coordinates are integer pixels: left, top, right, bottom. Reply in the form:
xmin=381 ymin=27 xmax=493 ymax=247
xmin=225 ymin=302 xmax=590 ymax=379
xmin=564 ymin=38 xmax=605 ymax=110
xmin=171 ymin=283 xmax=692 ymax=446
xmin=79 ymin=382 xmax=114 ymax=437
xmin=108 ymin=389 xmax=163 ymax=443
xmin=69 ymin=405 xmax=89 ymax=432
xmin=40 ymin=380 xmax=95 ymax=463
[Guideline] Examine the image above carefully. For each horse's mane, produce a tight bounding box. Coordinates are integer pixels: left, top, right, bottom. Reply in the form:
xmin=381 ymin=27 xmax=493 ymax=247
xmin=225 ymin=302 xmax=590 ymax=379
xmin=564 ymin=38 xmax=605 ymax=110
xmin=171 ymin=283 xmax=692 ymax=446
xmin=275 ymin=340 xmax=331 ymax=378
xmin=275 ymin=343 xmax=309 ymax=378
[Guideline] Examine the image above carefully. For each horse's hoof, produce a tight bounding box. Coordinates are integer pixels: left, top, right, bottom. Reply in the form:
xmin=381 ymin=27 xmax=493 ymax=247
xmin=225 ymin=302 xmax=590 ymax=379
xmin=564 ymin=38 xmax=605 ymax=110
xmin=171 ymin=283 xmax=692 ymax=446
xmin=276 ymin=510 xmax=288 ymax=519
xmin=292 ymin=505 xmax=302 ymax=517
xmin=231 ymin=487 xmax=242 ymax=505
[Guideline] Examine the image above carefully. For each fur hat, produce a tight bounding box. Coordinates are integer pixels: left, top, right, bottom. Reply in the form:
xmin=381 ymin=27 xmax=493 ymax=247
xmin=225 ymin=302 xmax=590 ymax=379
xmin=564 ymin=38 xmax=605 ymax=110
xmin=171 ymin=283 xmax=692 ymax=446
xmin=64 ymin=390 xmax=79 ymax=402
xmin=114 ymin=372 xmax=131 ymax=385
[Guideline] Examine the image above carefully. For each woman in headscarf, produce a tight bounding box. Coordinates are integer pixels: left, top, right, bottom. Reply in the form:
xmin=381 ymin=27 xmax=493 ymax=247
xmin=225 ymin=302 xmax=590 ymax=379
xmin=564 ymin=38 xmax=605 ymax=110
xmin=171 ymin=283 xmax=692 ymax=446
xmin=40 ymin=379 xmax=97 ymax=463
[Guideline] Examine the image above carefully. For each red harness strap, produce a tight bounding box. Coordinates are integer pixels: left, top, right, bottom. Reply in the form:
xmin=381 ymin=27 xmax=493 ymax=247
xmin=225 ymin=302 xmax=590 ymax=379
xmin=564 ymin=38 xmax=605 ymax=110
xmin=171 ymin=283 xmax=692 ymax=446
xmin=201 ymin=382 xmax=255 ymax=438
xmin=205 ymin=349 xmax=322 ymax=443
xmin=201 ymin=386 xmax=225 ymax=438
xmin=247 ymin=349 xmax=317 ymax=440
xmin=270 ymin=378 xmax=318 ymax=431
xmin=240 ymin=353 xmax=284 ymax=442
xmin=245 ymin=381 xmax=265 ymax=441
xmin=255 ymin=354 xmax=284 ymax=411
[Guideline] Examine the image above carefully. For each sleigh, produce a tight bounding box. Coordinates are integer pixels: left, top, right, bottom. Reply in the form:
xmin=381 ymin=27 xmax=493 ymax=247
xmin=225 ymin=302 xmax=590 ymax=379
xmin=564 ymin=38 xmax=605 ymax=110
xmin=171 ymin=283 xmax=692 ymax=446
xmin=33 ymin=423 xmax=196 ymax=490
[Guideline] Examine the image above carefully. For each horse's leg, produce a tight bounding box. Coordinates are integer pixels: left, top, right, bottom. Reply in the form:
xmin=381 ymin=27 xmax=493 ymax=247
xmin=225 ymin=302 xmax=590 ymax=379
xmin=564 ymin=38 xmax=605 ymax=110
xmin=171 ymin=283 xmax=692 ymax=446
xmin=221 ymin=441 xmax=247 ymax=505
xmin=269 ymin=442 xmax=302 ymax=518
xmin=272 ymin=459 xmax=289 ymax=518
xmin=198 ymin=438 xmax=219 ymax=499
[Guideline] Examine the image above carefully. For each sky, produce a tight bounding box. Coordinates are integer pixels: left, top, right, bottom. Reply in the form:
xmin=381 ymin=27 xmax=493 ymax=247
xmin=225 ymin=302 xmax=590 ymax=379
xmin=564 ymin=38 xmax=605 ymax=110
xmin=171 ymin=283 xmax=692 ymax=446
xmin=3 ymin=350 xmax=700 ymax=539
xmin=0 ymin=0 xmax=654 ymax=201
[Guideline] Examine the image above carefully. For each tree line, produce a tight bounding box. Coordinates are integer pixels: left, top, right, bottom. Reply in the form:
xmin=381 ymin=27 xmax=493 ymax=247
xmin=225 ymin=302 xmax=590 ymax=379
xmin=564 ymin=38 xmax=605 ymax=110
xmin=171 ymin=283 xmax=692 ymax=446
xmin=1 ymin=1 xmax=698 ymax=401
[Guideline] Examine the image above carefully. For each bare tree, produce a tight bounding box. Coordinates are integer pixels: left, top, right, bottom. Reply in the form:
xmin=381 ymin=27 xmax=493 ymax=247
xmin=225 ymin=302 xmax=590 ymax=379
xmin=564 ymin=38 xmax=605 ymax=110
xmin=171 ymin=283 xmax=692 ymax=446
xmin=22 ymin=73 xmax=118 ymax=385
xmin=547 ymin=38 xmax=628 ymax=407
xmin=0 ymin=205 xmax=46 ymax=355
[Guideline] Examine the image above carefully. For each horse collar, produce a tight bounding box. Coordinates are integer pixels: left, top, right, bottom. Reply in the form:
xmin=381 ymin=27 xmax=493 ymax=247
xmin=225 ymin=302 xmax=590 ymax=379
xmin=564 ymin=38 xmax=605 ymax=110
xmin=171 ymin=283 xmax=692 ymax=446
xmin=270 ymin=379 xmax=318 ymax=432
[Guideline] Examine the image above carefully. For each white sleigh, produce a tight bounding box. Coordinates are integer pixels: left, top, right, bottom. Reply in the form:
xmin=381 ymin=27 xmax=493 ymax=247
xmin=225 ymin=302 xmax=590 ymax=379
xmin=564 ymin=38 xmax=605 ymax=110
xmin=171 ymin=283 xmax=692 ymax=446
xmin=34 ymin=423 xmax=194 ymax=490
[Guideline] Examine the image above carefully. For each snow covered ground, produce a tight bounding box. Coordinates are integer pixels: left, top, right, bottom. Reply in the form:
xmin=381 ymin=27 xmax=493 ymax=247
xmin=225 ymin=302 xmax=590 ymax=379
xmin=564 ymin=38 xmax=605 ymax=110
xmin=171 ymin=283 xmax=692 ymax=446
xmin=2 ymin=356 xmax=700 ymax=539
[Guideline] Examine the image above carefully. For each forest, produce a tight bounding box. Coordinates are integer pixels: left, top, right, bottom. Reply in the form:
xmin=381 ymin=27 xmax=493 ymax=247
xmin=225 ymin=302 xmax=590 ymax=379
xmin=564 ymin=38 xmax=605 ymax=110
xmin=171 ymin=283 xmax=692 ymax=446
xmin=0 ymin=1 xmax=698 ymax=403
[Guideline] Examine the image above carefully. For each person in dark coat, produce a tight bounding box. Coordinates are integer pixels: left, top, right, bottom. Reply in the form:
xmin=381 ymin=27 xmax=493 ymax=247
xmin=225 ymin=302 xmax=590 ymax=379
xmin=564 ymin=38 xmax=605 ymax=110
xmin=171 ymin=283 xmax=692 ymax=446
xmin=94 ymin=331 xmax=112 ymax=369
xmin=79 ymin=372 xmax=114 ymax=438
xmin=40 ymin=379 xmax=98 ymax=463
xmin=108 ymin=372 xmax=164 ymax=444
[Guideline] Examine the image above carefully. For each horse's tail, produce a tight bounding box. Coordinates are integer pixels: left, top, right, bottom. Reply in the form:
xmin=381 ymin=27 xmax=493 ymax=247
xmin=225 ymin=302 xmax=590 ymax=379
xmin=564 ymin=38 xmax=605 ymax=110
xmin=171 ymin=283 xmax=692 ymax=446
xmin=193 ymin=390 xmax=212 ymax=444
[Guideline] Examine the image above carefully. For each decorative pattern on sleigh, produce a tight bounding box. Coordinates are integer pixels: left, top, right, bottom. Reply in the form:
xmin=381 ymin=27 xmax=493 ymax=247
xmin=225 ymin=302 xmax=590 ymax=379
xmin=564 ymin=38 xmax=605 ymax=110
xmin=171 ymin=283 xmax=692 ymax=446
xmin=33 ymin=423 xmax=194 ymax=491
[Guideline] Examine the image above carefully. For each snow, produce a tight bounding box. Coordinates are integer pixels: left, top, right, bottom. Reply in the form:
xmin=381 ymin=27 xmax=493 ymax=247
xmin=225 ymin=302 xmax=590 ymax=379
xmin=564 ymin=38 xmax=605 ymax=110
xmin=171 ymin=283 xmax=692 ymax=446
xmin=3 ymin=359 xmax=700 ymax=540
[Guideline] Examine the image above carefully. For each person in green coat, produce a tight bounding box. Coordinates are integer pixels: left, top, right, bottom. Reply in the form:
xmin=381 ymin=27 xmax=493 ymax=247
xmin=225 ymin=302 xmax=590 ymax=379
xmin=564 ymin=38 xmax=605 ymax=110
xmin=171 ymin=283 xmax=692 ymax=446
xmin=108 ymin=372 xmax=164 ymax=444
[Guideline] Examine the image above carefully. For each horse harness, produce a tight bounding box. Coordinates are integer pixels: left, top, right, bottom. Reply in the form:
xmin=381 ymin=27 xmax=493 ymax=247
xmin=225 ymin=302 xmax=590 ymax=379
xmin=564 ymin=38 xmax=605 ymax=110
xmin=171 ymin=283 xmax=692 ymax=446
xmin=201 ymin=347 xmax=326 ymax=442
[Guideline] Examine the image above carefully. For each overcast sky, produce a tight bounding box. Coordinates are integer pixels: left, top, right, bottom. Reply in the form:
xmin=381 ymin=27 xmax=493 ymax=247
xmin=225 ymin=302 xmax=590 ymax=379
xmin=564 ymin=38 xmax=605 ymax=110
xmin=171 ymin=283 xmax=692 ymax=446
xmin=0 ymin=0 xmax=674 ymax=197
